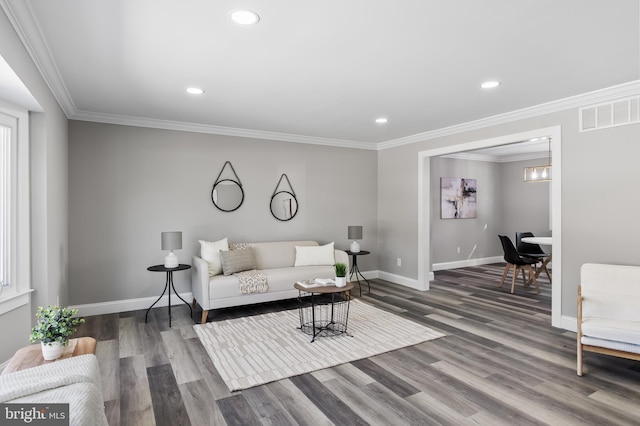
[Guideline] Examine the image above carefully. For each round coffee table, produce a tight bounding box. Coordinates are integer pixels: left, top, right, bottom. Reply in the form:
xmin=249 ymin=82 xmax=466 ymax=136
xmin=294 ymin=282 xmax=354 ymax=342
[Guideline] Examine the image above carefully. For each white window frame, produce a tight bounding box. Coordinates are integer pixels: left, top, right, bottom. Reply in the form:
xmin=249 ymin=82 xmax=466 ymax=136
xmin=0 ymin=99 xmax=31 ymax=315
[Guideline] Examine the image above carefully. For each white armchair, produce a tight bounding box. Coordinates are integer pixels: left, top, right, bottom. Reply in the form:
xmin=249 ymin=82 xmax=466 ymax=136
xmin=577 ymin=263 xmax=640 ymax=376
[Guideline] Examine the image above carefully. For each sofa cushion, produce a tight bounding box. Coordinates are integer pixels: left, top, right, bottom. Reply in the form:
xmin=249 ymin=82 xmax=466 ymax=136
xmin=208 ymin=264 xmax=337 ymax=300
xmin=294 ymin=242 xmax=335 ymax=267
xmin=200 ymin=238 xmax=229 ymax=276
xmin=581 ymin=336 xmax=640 ymax=354
xmin=581 ymin=317 xmax=640 ymax=345
xmin=249 ymin=240 xmax=318 ymax=270
xmin=221 ymin=247 xmax=257 ymax=275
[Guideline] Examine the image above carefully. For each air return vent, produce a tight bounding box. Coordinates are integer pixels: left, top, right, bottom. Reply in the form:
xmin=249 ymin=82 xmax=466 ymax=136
xmin=579 ymin=96 xmax=640 ymax=132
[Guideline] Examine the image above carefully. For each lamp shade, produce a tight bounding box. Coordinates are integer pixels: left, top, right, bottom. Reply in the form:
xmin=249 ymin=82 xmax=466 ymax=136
xmin=348 ymin=226 xmax=363 ymax=240
xmin=161 ymin=232 xmax=182 ymax=251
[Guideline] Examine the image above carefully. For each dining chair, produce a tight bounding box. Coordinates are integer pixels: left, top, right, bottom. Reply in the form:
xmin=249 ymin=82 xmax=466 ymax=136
xmin=498 ymin=235 xmax=540 ymax=294
xmin=515 ymin=231 xmax=552 ymax=282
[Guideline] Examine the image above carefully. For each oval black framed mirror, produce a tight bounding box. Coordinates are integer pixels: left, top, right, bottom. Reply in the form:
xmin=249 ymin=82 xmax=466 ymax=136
xmin=211 ymin=161 xmax=244 ymax=212
xmin=270 ymin=174 xmax=298 ymax=221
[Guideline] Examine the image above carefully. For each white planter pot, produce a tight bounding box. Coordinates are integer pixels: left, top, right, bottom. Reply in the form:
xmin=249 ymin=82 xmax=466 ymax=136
xmin=335 ymin=277 xmax=347 ymax=287
xmin=41 ymin=341 xmax=64 ymax=361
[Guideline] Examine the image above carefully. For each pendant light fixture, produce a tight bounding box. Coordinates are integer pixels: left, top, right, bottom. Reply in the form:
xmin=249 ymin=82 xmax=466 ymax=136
xmin=524 ymin=138 xmax=552 ymax=182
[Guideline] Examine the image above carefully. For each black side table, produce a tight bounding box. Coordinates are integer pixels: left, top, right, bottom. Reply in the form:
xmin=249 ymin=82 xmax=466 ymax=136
xmin=345 ymin=250 xmax=370 ymax=296
xmin=146 ymin=264 xmax=192 ymax=327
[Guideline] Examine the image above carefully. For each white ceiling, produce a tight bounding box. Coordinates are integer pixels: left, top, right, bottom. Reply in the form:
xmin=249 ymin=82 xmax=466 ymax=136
xmin=2 ymin=0 xmax=639 ymax=149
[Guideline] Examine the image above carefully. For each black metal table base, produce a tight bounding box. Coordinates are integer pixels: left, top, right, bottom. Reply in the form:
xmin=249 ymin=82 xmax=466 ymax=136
xmin=145 ymin=269 xmax=192 ymax=327
xmin=349 ymin=258 xmax=370 ymax=296
xmin=297 ymin=292 xmax=351 ymax=343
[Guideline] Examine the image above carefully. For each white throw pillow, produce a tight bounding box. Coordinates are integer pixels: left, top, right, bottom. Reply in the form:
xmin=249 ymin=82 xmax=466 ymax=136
xmin=294 ymin=242 xmax=335 ymax=267
xmin=199 ymin=238 xmax=229 ymax=276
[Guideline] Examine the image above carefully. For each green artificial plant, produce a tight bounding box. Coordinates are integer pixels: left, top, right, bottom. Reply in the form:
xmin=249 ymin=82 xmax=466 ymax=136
xmin=334 ymin=262 xmax=347 ymax=278
xmin=29 ymin=305 xmax=85 ymax=346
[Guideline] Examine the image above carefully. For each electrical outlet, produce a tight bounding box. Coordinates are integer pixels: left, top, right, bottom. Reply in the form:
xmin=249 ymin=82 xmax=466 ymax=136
xmin=397 ymin=258 xmax=402 ymax=267
xmin=456 ymin=247 xmax=461 ymax=254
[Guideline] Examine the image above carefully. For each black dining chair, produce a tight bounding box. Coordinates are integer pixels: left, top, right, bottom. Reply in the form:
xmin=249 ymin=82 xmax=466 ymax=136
xmin=515 ymin=231 xmax=552 ymax=282
xmin=498 ymin=235 xmax=540 ymax=294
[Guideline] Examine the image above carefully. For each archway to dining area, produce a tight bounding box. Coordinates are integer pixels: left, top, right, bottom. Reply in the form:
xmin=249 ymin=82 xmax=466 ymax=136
xmin=417 ymin=126 xmax=563 ymax=328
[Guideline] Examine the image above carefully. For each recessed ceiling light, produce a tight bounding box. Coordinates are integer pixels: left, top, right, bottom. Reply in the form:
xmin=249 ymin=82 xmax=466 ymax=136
xmin=375 ymin=118 xmax=388 ymax=124
xmin=481 ymin=81 xmax=501 ymax=89
xmin=186 ymin=87 xmax=204 ymax=95
xmin=230 ymin=10 xmax=260 ymax=25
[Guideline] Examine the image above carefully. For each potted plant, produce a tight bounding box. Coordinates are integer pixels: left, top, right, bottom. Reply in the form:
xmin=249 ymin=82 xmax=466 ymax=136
xmin=334 ymin=262 xmax=347 ymax=287
xmin=29 ymin=305 xmax=85 ymax=360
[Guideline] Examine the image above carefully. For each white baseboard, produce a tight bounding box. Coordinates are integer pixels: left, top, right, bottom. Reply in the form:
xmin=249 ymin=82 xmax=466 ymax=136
xmin=69 ymin=292 xmax=193 ymax=317
xmin=561 ymin=315 xmax=577 ymax=332
xmin=433 ymin=256 xmax=503 ymax=271
xmin=375 ymin=270 xmax=427 ymax=291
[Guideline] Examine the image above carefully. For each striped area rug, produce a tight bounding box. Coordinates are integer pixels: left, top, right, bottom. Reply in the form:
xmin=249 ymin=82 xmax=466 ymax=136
xmin=193 ymin=299 xmax=445 ymax=391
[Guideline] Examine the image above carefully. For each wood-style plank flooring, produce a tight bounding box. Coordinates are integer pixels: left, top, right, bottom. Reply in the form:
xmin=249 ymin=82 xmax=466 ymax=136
xmin=74 ymin=264 xmax=640 ymax=425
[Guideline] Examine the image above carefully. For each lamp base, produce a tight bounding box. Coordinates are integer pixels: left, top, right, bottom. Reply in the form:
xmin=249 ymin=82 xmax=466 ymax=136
xmin=164 ymin=251 xmax=178 ymax=268
xmin=350 ymin=241 xmax=360 ymax=253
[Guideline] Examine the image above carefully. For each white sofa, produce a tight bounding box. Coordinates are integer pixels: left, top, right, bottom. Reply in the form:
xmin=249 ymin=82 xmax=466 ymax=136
xmin=577 ymin=263 xmax=640 ymax=376
xmin=0 ymin=354 xmax=108 ymax=425
xmin=191 ymin=240 xmax=349 ymax=323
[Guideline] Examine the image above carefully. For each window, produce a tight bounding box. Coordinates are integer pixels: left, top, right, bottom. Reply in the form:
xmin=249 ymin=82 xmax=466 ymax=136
xmin=0 ymin=100 xmax=30 ymax=314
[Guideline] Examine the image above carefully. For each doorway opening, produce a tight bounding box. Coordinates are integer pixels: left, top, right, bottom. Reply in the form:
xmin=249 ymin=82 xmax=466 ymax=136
xmin=417 ymin=126 xmax=562 ymax=328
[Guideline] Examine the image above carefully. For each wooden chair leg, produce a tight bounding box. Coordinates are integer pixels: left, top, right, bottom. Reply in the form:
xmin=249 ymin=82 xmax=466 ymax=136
xmin=520 ymin=267 xmax=528 ymax=287
xmin=529 ymin=266 xmax=540 ymax=293
xmin=201 ymin=310 xmax=209 ymax=324
xmin=511 ymin=265 xmax=517 ymax=294
xmin=500 ymin=264 xmax=510 ymax=288
xmin=577 ymin=286 xmax=583 ymax=376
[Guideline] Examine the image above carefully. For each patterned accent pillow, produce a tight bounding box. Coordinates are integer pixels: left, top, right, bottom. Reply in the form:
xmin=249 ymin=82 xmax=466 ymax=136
xmin=230 ymin=242 xmax=250 ymax=250
xmin=220 ymin=247 xmax=257 ymax=275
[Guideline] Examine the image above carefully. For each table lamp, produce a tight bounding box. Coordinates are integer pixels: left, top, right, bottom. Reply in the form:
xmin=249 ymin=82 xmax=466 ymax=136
xmin=348 ymin=226 xmax=362 ymax=253
xmin=161 ymin=231 xmax=182 ymax=268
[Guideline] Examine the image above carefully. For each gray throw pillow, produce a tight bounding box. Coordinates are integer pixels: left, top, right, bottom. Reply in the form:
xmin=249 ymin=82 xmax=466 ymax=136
xmin=220 ymin=247 xmax=257 ymax=275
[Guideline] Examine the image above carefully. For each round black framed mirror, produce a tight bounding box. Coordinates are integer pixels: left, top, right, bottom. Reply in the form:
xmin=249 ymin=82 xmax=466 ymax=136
xmin=270 ymin=190 xmax=298 ymax=221
xmin=211 ymin=179 xmax=244 ymax=212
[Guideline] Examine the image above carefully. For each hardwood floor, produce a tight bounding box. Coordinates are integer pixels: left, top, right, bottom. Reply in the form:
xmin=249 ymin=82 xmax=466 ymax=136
xmin=74 ymin=264 xmax=640 ymax=425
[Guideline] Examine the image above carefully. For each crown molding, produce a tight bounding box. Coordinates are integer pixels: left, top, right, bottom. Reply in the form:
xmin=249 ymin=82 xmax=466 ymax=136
xmin=71 ymin=110 xmax=377 ymax=150
xmin=442 ymin=151 xmax=548 ymax=163
xmin=0 ymin=0 xmax=76 ymax=116
xmin=378 ymin=79 xmax=640 ymax=150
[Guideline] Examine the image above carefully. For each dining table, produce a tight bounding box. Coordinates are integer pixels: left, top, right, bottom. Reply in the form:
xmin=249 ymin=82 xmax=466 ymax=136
xmin=521 ymin=236 xmax=552 ymax=280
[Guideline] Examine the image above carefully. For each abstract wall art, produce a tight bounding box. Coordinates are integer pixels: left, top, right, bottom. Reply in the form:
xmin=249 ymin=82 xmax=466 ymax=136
xmin=441 ymin=177 xmax=477 ymax=219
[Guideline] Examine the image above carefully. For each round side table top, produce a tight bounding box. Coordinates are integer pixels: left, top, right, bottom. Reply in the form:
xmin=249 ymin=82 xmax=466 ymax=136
xmin=294 ymin=282 xmax=354 ymax=294
xmin=345 ymin=250 xmax=370 ymax=256
xmin=147 ymin=264 xmax=191 ymax=272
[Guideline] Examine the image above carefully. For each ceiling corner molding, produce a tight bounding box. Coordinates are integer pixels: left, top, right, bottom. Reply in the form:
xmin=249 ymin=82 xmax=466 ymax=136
xmin=378 ymin=79 xmax=640 ymax=151
xmin=0 ymin=0 xmax=76 ymax=117
xmin=442 ymin=151 xmax=548 ymax=163
xmin=71 ymin=110 xmax=377 ymax=150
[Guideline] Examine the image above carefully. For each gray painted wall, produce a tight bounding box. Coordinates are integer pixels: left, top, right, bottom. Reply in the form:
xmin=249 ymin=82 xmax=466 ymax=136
xmin=429 ymin=157 xmax=550 ymax=265
xmin=68 ymin=121 xmax=378 ymax=305
xmin=378 ymin=108 xmax=640 ymax=319
xmin=0 ymin=7 xmax=69 ymax=362
xmin=430 ymin=158 xmax=501 ymax=264
xmin=499 ymin=159 xmax=551 ymax=243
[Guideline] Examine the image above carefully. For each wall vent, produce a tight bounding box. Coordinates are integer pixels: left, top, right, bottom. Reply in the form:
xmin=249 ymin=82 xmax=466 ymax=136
xmin=579 ymin=96 xmax=640 ymax=132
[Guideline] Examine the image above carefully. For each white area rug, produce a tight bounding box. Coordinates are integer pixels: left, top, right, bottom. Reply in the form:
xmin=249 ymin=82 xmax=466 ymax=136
xmin=193 ymin=299 xmax=446 ymax=391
